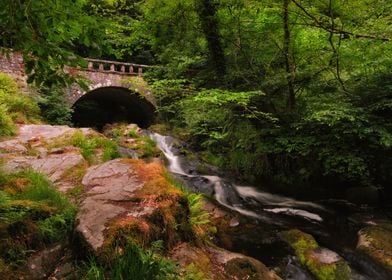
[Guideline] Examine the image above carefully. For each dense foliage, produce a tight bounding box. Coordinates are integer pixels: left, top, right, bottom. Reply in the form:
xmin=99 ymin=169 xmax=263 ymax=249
xmin=0 ymin=0 xmax=391 ymax=199
xmin=141 ymin=0 xmax=392 ymax=199
xmin=0 ymin=73 xmax=41 ymax=136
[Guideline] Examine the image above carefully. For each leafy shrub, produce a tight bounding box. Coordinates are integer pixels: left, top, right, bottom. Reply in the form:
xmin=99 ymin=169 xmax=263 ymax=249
xmin=37 ymin=85 xmax=73 ymax=125
xmin=79 ymin=241 xmax=177 ymax=280
xmin=156 ymin=78 xmax=391 ymax=197
xmin=0 ymin=73 xmax=41 ymax=136
xmin=70 ymin=131 xmax=120 ymax=163
xmin=0 ymin=73 xmax=40 ymax=122
xmin=0 ymin=104 xmax=15 ymax=136
xmin=0 ymin=170 xmax=76 ymax=267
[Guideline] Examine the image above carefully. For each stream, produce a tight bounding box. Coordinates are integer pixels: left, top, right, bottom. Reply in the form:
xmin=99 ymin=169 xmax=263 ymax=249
xmin=149 ymin=132 xmax=391 ymax=280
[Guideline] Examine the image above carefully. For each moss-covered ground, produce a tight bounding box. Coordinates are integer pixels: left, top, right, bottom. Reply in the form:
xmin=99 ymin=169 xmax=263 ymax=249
xmin=0 ymin=170 xmax=76 ymax=277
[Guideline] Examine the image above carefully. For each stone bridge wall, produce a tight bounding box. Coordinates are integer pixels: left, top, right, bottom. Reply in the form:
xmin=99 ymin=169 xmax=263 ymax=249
xmin=0 ymin=51 xmax=28 ymax=92
xmin=0 ymin=52 xmax=154 ymax=106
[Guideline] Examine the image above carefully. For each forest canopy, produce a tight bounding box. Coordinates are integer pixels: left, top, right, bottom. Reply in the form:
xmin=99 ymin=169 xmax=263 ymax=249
xmin=0 ymin=0 xmax=391 ymax=199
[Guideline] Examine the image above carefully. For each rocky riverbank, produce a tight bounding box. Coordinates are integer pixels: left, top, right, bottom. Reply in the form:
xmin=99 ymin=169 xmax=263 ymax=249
xmin=0 ymin=124 xmax=280 ymax=279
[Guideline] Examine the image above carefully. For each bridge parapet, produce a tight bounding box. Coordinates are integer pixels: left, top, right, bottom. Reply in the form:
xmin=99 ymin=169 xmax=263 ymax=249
xmin=84 ymin=58 xmax=150 ymax=76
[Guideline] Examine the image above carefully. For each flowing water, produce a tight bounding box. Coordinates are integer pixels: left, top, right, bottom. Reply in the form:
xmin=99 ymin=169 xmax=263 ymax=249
xmin=149 ymin=132 xmax=390 ymax=280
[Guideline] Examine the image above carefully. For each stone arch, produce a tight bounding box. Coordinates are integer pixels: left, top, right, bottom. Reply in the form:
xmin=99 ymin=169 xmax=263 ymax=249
xmin=71 ymin=86 xmax=156 ymax=129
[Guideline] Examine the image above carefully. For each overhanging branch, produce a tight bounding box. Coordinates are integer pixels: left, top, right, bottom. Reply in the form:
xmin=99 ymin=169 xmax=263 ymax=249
xmin=291 ymin=0 xmax=390 ymax=42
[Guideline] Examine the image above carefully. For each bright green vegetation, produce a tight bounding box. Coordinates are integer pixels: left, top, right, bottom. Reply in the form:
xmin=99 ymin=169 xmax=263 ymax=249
xmin=105 ymin=123 xmax=162 ymax=159
xmin=280 ymin=229 xmax=351 ymax=280
xmin=70 ymin=131 xmax=120 ymax=163
xmin=0 ymin=170 xmax=76 ymax=274
xmin=80 ymin=240 xmax=177 ymax=280
xmin=80 ymin=239 xmax=211 ymax=280
xmin=78 ymin=169 xmax=211 ymax=280
xmin=164 ymin=172 xmax=216 ymax=243
xmin=49 ymin=131 xmax=120 ymax=164
xmin=38 ymin=85 xmax=74 ymax=125
xmin=2 ymin=1 xmax=391 ymax=199
xmin=0 ymin=73 xmax=41 ymax=137
xmin=135 ymin=0 xmax=391 ymax=199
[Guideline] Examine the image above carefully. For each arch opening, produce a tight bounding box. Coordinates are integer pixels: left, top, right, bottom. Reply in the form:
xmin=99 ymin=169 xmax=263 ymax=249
xmin=71 ymin=87 xmax=155 ymax=130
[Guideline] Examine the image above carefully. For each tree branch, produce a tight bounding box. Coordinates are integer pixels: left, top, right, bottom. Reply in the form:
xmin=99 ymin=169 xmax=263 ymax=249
xmin=291 ymin=0 xmax=390 ymax=42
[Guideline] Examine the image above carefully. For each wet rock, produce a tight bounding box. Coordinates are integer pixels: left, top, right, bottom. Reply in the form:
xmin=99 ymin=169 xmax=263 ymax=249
xmin=280 ymin=229 xmax=351 ymax=280
xmin=26 ymin=243 xmax=64 ymax=279
xmin=170 ymin=243 xmax=281 ymax=280
xmin=229 ymin=217 xmax=240 ymax=227
xmin=356 ymin=222 xmax=392 ymax=276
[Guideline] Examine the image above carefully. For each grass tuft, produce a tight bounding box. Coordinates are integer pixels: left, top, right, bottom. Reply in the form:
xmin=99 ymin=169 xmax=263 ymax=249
xmin=0 ymin=170 xmax=76 ymax=270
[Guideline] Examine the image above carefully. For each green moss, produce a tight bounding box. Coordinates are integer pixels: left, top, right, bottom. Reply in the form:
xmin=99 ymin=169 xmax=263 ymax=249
xmin=69 ymin=131 xmax=120 ymax=164
xmin=303 ymin=253 xmax=351 ymax=280
xmin=0 ymin=170 xmax=76 ymax=272
xmin=49 ymin=130 xmax=120 ymax=164
xmin=104 ymin=123 xmax=161 ymax=159
xmin=280 ymin=229 xmax=351 ymax=280
xmin=357 ymin=225 xmax=392 ymax=272
xmin=280 ymin=229 xmax=318 ymax=255
xmin=184 ymin=263 xmax=211 ymax=280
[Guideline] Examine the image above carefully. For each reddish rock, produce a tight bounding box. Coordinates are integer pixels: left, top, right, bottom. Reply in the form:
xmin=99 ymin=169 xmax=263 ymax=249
xmin=76 ymin=159 xmax=145 ymax=250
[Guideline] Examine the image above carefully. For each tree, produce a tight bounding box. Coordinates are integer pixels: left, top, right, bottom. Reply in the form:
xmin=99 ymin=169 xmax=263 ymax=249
xmin=196 ymin=0 xmax=226 ymax=77
xmin=0 ymin=0 xmax=104 ymax=86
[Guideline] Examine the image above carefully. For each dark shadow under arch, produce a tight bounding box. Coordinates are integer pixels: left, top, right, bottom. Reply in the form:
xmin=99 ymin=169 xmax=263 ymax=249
xmin=71 ymin=87 xmax=155 ymax=129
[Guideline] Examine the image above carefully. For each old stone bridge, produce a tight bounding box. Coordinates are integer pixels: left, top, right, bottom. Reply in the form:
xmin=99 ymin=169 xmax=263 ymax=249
xmin=0 ymin=52 xmax=156 ymax=128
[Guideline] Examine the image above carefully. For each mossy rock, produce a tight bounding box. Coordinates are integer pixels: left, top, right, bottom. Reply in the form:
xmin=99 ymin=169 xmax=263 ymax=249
xmin=225 ymin=257 xmax=279 ymax=280
xmin=357 ymin=225 xmax=392 ymax=274
xmin=280 ymin=229 xmax=351 ymax=280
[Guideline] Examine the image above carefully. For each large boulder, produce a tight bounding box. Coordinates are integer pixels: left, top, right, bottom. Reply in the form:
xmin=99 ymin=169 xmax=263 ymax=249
xmin=356 ymin=222 xmax=392 ymax=277
xmin=170 ymin=243 xmax=281 ymax=280
xmin=0 ymin=125 xmax=93 ymax=193
xmin=76 ymin=159 xmax=191 ymax=253
xmin=280 ymin=229 xmax=351 ymax=280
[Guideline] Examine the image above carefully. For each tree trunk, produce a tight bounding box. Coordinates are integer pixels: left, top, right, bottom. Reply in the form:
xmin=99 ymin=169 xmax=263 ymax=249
xmin=283 ymin=0 xmax=295 ymax=110
xmin=196 ymin=0 xmax=226 ymax=77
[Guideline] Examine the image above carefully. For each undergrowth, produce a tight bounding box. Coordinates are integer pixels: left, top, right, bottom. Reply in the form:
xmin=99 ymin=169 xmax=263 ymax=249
xmin=0 ymin=170 xmax=76 ymax=270
xmin=79 ymin=239 xmax=177 ymax=280
xmin=70 ymin=131 xmax=120 ymax=163
xmin=164 ymin=172 xmax=214 ymax=242
xmin=48 ymin=130 xmax=120 ymax=164
xmin=0 ymin=73 xmax=41 ymax=137
xmin=104 ymin=123 xmax=161 ymax=159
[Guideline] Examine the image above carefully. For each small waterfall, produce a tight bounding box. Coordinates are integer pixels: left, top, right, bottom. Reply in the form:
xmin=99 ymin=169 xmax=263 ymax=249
xmin=149 ymin=133 xmax=187 ymax=175
xmin=150 ymin=132 xmax=382 ymax=280
xmin=151 ymin=132 xmax=325 ymax=223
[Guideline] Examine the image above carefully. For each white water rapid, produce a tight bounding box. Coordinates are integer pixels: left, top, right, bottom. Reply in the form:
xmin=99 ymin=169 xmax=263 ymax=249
xmin=150 ymin=132 xmax=325 ymax=223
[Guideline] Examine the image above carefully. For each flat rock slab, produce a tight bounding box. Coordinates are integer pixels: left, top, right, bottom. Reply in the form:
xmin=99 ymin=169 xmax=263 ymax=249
xmin=76 ymin=159 xmax=144 ymax=250
xmin=17 ymin=125 xmax=86 ymax=143
xmin=2 ymin=152 xmax=84 ymax=185
xmin=0 ymin=139 xmax=28 ymax=153
xmin=0 ymin=124 xmax=97 ymax=192
xmin=0 ymin=125 xmax=94 ymax=153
